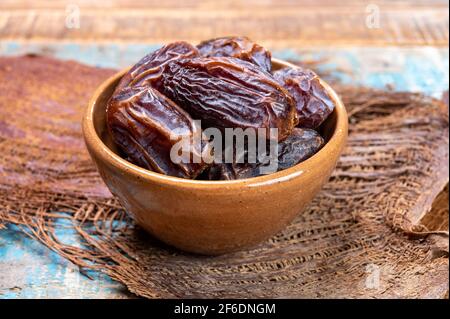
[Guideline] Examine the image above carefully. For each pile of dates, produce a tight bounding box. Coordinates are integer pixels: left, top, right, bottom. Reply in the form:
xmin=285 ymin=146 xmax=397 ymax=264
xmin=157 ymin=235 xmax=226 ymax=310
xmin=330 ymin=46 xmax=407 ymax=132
xmin=107 ymin=37 xmax=335 ymax=180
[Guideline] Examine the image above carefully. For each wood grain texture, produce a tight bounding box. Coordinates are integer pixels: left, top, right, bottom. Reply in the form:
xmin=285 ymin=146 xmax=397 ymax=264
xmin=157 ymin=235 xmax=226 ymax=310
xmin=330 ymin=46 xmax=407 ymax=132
xmin=0 ymin=227 xmax=132 ymax=299
xmin=0 ymin=0 xmax=448 ymax=47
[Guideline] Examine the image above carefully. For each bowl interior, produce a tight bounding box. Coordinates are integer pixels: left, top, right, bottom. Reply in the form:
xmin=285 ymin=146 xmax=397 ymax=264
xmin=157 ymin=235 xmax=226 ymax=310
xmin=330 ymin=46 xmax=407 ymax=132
xmin=92 ymin=59 xmax=339 ymax=182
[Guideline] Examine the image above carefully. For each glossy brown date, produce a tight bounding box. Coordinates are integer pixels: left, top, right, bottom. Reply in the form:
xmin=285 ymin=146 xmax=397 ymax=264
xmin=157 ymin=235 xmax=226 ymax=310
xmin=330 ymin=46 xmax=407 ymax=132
xmin=162 ymin=56 xmax=298 ymax=140
xmin=197 ymin=36 xmax=272 ymax=73
xmin=274 ymin=67 xmax=335 ymax=129
xmin=107 ymin=86 xmax=211 ymax=179
xmin=115 ymin=41 xmax=199 ymax=93
xmin=107 ymin=39 xmax=330 ymax=180
xmin=276 ymin=128 xmax=324 ymax=170
xmin=205 ymin=128 xmax=324 ymax=180
xmin=206 ymin=162 xmax=256 ymax=181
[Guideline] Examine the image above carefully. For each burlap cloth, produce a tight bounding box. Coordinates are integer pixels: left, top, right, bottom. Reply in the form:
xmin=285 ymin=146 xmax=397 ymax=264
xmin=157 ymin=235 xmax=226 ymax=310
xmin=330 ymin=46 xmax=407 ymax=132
xmin=0 ymin=55 xmax=448 ymax=298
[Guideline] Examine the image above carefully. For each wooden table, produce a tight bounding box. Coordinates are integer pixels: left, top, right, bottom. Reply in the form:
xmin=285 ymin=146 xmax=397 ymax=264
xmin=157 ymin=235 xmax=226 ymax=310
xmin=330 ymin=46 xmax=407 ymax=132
xmin=0 ymin=0 xmax=448 ymax=47
xmin=0 ymin=0 xmax=448 ymax=298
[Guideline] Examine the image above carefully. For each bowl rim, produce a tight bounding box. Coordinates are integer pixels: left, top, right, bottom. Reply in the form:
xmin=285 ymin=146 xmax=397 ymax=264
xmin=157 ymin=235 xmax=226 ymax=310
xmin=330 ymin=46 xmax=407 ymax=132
xmin=83 ymin=58 xmax=348 ymax=189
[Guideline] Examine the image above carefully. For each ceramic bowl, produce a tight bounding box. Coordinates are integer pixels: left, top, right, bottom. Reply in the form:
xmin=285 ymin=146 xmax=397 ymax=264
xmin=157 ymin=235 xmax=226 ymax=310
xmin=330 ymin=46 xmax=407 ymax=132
xmin=82 ymin=58 xmax=348 ymax=255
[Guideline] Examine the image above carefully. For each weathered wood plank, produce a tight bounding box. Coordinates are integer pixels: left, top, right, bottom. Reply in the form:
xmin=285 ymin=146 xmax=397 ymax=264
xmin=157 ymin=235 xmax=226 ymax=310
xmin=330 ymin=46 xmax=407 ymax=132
xmin=0 ymin=227 xmax=132 ymax=298
xmin=1 ymin=0 xmax=448 ymax=10
xmin=0 ymin=0 xmax=448 ymax=46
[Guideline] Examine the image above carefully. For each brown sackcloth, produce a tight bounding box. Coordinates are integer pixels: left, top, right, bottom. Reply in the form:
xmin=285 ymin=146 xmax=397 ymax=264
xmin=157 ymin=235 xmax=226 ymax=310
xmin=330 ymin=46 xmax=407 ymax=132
xmin=0 ymin=55 xmax=448 ymax=298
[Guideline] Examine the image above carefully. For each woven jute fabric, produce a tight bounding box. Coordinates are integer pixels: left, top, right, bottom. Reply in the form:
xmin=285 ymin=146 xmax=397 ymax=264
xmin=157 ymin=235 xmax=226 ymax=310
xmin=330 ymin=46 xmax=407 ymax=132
xmin=0 ymin=55 xmax=448 ymax=298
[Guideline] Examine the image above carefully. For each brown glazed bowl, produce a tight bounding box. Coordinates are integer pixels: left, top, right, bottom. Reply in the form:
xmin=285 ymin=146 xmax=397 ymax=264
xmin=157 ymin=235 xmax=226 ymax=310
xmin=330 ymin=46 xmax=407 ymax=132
xmin=82 ymin=58 xmax=348 ymax=255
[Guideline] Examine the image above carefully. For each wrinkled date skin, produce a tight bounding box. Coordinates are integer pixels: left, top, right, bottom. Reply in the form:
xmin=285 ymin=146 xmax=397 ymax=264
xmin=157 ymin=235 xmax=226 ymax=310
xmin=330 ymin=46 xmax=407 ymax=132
xmin=205 ymin=128 xmax=324 ymax=180
xmin=274 ymin=67 xmax=335 ymax=129
xmin=206 ymin=162 xmax=257 ymax=181
xmin=277 ymin=128 xmax=324 ymax=170
xmin=197 ymin=36 xmax=272 ymax=73
xmin=115 ymin=41 xmax=199 ymax=93
xmin=107 ymin=86 xmax=211 ymax=179
xmin=107 ymin=39 xmax=330 ymax=180
xmin=162 ymin=57 xmax=298 ymax=140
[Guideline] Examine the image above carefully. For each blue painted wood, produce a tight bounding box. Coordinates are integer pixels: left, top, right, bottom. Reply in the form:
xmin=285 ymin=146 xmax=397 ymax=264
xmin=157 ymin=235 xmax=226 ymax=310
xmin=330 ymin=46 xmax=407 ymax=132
xmin=0 ymin=225 xmax=126 ymax=298
xmin=0 ymin=42 xmax=448 ymax=298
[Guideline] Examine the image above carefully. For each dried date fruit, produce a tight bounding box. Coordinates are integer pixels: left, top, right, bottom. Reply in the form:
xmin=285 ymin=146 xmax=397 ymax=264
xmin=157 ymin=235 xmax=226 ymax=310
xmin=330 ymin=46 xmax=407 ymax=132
xmin=274 ymin=67 xmax=335 ymax=129
xmin=205 ymin=128 xmax=324 ymax=180
xmin=206 ymin=162 xmax=258 ymax=180
xmin=197 ymin=36 xmax=272 ymax=73
xmin=162 ymin=56 xmax=298 ymax=140
xmin=107 ymin=86 xmax=211 ymax=179
xmin=276 ymin=128 xmax=324 ymax=170
xmin=115 ymin=41 xmax=199 ymax=93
